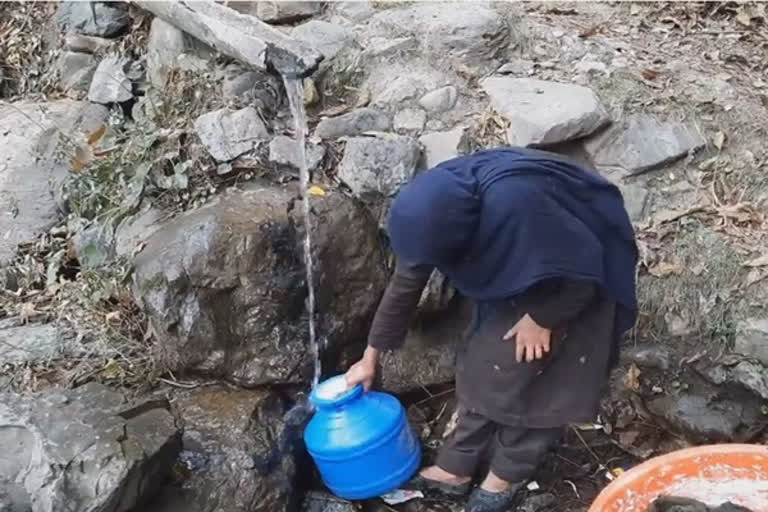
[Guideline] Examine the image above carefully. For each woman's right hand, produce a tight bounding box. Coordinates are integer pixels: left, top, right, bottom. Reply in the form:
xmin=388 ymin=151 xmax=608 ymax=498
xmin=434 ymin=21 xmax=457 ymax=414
xmin=345 ymin=346 xmax=379 ymax=391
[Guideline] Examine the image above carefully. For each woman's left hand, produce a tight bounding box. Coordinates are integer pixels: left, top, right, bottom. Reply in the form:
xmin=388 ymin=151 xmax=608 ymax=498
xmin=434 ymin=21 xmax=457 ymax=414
xmin=503 ymin=314 xmax=552 ymax=363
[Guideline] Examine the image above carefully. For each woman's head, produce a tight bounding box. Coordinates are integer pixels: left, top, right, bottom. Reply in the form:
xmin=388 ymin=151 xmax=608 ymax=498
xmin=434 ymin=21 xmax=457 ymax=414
xmin=387 ymin=166 xmax=480 ymax=266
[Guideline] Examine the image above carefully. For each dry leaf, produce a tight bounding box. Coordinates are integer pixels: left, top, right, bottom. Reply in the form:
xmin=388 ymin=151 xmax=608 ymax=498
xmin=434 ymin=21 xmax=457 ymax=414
xmin=105 ymin=311 xmax=121 ymax=325
xmin=744 ymin=254 xmax=768 ymax=268
xmin=648 ymin=261 xmax=683 ymax=277
xmin=101 ymin=358 xmax=125 ymax=380
xmin=304 ymin=78 xmax=319 ymax=107
xmin=713 ymin=131 xmax=726 ymax=151
xmin=442 ymin=408 xmax=459 ymax=439
xmin=736 ymin=9 xmax=752 ymax=27
xmin=624 ymin=364 xmax=642 ymax=391
xmin=641 ymin=68 xmax=661 ymax=80
xmin=86 ymin=123 xmax=107 ymax=145
xmin=579 ymin=25 xmax=601 ymax=38
xmin=308 ymin=185 xmax=326 ymax=197
xmin=72 ymin=144 xmax=94 ymax=172
xmin=19 ymin=302 xmax=42 ymax=323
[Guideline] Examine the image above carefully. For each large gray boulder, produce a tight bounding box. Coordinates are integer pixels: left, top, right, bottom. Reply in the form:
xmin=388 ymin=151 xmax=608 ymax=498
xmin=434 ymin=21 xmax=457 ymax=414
xmin=584 ymin=115 xmax=706 ymax=176
xmin=132 ymin=184 xmax=388 ymax=387
xmin=88 ymin=56 xmax=133 ymax=104
xmin=314 ymin=108 xmax=391 ymax=139
xmin=146 ymin=18 xmax=188 ymax=89
xmin=481 ymin=77 xmax=610 ymax=147
xmin=0 ymin=318 xmax=79 ymax=365
xmin=0 ymin=101 xmax=108 ymax=265
xmin=380 ymin=299 xmax=471 ymax=393
xmin=147 ymin=387 xmax=307 ymax=512
xmin=56 ymin=51 xmax=98 ymax=93
xmin=0 ymin=383 xmax=181 ymax=512
xmin=291 ymin=21 xmax=353 ymax=62
xmin=195 ymin=107 xmax=270 ymax=162
xmin=647 ymin=392 xmax=760 ymax=442
xmin=370 ymin=4 xmax=509 ymax=70
xmin=735 ymin=318 xmax=768 ymax=366
xmin=419 ymin=126 xmax=471 ymax=168
xmin=57 ymin=2 xmax=129 ymax=38
xmin=337 ymin=135 xmax=422 ymax=201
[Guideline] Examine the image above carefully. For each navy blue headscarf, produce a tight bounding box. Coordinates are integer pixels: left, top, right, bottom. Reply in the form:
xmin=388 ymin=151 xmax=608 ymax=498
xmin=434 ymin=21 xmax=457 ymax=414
xmin=387 ymin=147 xmax=638 ymax=336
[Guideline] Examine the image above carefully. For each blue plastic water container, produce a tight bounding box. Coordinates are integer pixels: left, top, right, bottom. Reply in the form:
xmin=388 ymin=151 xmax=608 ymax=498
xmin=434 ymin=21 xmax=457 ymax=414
xmin=303 ymin=375 xmax=421 ymax=500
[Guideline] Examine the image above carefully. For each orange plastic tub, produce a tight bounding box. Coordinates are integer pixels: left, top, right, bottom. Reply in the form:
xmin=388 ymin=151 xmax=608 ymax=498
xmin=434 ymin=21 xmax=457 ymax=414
xmin=589 ymin=444 xmax=768 ymax=512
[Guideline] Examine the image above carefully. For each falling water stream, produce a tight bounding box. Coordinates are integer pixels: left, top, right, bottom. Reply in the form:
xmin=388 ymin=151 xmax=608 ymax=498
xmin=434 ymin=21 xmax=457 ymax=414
xmin=283 ymin=77 xmax=321 ymax=390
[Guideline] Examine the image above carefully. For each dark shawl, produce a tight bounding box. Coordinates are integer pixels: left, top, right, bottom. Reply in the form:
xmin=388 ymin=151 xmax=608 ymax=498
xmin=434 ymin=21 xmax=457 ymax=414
xmin=387 ymin=147 xmax=638 ymax=335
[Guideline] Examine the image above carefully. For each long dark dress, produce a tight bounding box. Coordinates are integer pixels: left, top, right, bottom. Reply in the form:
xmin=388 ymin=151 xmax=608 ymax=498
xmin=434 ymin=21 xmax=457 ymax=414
xmin=368 ymin=263 xmax=616 ymax=429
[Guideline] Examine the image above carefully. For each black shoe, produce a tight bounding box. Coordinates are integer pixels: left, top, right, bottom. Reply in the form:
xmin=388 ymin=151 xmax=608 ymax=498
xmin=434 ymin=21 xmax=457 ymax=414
xmin=464 ymin=483 xmax=524 ymax=512
xmin=403 ymin=474 xmax=472 ymax=497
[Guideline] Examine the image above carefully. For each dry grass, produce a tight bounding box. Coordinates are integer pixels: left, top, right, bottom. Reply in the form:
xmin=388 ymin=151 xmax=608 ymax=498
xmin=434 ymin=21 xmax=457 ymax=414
xmin=635 ymin=225 xmax=746 ymax=349
xmin=0 ymin=2 xmax=59 ymax=100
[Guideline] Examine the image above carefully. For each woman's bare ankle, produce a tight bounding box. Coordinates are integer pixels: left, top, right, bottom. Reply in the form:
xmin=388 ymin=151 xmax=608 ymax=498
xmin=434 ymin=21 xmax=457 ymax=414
xmin=479 ymin=471 xmax=513 ymax=493
xmin=419 ymin=465 xmax=471 ymax=485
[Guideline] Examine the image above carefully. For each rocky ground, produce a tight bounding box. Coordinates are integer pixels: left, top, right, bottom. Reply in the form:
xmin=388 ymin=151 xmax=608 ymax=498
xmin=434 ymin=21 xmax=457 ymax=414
xmin=1 ymin=1 xmax=768 ymax=512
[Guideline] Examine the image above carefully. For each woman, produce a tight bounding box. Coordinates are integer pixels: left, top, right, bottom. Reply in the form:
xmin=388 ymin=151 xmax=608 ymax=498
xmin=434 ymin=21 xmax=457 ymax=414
xmin=345 ymin=147 xmax=638 ymax=512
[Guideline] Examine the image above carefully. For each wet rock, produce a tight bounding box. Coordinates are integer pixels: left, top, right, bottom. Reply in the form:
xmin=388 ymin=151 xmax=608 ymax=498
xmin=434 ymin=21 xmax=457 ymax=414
xmin=481 ymin=77 xmax=610 ymax=147
xmin=621 ymin=344 xmax=672 ymax=371
xmin=56 ymin=51 xmax=98 ymax=92
xmin=1 ymin=101 xmax=107 ymax=265
xmin=417 ymin=270 xmax=457 ymax=316
xmin=220 ymin=65 xmax=282 ymax=113
xmin=0 ymin=382 xmax=181 ymax=512
xmin=147 ymin=18 xmax=188 ymax=88
xmin=393 ymin=108 xmax=427 ymax=133
xmin=519 ymin=493 xmax=557 ymax=512
xmin=268 ymin=135 xmax=325 ymax=171
xmin=132 ymin=184 xmax=387 ymax=386
xmin=57 ymin=2 xmax=129 ymax=38
xmin=370 ymin=4 xmax=509 ymax=70
xmin=291 ymin=21 xmax=353 ymax=62
xmin=380 ymin=299 xmax=471 ymax=393
xmin=195 ymin=107 xmax=270 ymax=161
xmin=149 ymin=387 xmax=305 ymax=512
xmin=88 ymin=56 xmax=133 ymax=104
xmin=115 ymin=206 xmax=165 ymax=258
xmin=584 ymin=115 xmax=706 ymax=176
xmin=729 ymin=361 xmax=768 ymax=400
xmin=0 ymin=319 xmax=79 ymax=365
xmin=419 ymin=85 xmax=458 ymax=113
xmin=337 ymin=135 xmax=422 ymax=200
xmin=222 ymin=68 xmax=258 ymax=99
xmin=314 ymin=108 xmax=391 ymax=139
xmin=302 ymin=491 xmax=357 ymax=512
xmin=647 ymin=393 xmax=745 ymax=442
xmin=64 ymin=33 xmax=112 ymax=54
xmin=734 ymin=318 xmax=768 ymax=366
xmin=419 ymin=126 xmax=471 ymax=168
